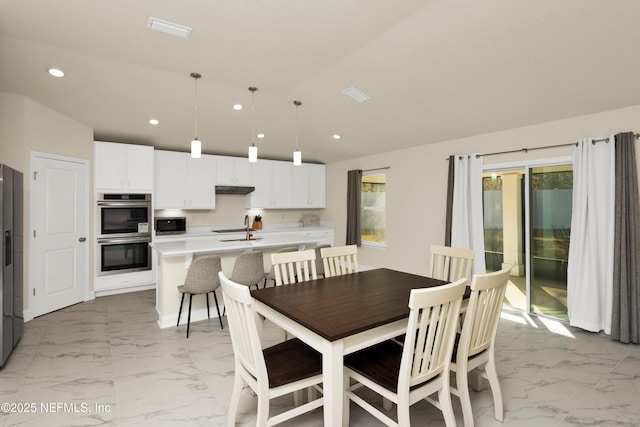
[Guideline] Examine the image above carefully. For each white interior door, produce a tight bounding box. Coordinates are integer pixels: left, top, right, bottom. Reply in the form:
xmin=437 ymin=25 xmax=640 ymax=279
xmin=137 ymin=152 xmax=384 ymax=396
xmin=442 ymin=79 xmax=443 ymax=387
xmin=31 ymin=153 xmax=88 ymax=317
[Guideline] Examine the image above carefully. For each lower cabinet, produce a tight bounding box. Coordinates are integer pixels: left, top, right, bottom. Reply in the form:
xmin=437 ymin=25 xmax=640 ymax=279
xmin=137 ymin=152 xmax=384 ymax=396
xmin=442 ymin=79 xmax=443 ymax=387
xmin=94 ymin=270 xmax=155 ymax=296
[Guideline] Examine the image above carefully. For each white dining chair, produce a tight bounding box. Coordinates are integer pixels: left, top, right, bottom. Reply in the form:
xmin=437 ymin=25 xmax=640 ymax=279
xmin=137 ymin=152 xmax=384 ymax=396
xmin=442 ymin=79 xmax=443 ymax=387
xmin=430 ymin=244 xmax=475 ymax=318
xmin=320 ymin=245 xmax=358 ymax=277
xmin=450 ymin=267 xmax=511 ymax=427
xmin=429 ymin=244 xmax=474 ymax=283
xmin=343 ymin=278 xmax=467 ymax=427
xmin=314 ymin=244 xmax=332 ymax=278
xmin=271 ymin=249 xmax=317 ymax=286
xmin=219 ymin=271 xmax=324 ymax=427
xmin=263 ymin=246 xmax=298 ymax=287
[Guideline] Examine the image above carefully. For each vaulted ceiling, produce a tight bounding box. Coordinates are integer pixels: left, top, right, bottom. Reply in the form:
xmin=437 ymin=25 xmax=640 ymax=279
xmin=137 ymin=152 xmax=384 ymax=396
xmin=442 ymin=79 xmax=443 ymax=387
xmin=2 ymin=1 xmax=640 ymax=164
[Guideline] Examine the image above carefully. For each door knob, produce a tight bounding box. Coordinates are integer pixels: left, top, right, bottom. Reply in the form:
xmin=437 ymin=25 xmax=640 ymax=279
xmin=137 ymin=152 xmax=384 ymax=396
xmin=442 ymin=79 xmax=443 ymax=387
xmin=79 ymin=237 xmax=86 ymax=242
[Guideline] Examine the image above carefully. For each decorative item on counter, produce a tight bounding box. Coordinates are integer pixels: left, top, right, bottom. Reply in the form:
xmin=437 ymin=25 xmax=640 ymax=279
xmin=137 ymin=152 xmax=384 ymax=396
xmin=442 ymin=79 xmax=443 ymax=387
xmin=252 ymin=214 xmax=262 ymax=230
xmin=301 ymin=214 xmax=320 ymax=227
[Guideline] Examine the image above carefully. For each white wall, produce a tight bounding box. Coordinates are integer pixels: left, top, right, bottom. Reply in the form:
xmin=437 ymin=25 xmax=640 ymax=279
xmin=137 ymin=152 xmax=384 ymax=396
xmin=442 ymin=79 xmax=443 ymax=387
xmin=325 ymin=104 xmax=640 ymax=276
xmin=0 ymin=92 xmax=93 ymax=311
xmin=155 ymin=194 xmax=324 ymax=228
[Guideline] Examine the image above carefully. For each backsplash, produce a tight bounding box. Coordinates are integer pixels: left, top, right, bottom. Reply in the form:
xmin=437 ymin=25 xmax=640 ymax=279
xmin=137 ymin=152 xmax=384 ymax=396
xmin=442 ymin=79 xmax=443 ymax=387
xmin=154 ymin=194 xmax=323 ymax=227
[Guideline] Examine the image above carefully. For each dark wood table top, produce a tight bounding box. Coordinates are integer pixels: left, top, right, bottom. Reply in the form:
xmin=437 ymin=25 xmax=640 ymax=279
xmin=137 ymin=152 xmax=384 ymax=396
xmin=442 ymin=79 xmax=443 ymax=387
xmin=251 ymin=268 xmax=465 ymax=341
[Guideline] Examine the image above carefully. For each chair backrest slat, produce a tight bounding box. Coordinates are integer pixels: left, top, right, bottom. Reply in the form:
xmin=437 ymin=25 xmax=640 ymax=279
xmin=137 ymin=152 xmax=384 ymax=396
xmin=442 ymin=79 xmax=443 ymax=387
xmin=271 ymin=249 xmax=317 ymax=286
xmin=429 ymin=244 xmax=474 ymax=282
xmin=321 ymin=245 xmax=359 ymax=278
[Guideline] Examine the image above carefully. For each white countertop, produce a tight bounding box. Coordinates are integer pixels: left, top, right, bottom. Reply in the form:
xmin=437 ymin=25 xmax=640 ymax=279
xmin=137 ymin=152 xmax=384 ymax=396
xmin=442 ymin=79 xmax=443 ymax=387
xmin=150 ymin=233 xmax=327 ymax=257
xmin=154 ymin=222 xmax=333 ymax=241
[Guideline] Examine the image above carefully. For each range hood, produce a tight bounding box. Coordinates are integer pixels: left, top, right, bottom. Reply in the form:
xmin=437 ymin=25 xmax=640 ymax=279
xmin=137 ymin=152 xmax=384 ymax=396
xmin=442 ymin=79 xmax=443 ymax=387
xmin=215 ymin=185 xmax=255 ymax=195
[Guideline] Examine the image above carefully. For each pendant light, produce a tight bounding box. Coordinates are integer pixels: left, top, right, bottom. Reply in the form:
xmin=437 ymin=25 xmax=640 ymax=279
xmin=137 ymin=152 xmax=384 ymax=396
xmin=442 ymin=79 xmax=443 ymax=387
xmin=293 ymin=100 xmax=302 ymax=166
xmin=247 ymin=86 xmax=258 ymax=162
xmin=190 ymin=72 xmax=202 ymax=158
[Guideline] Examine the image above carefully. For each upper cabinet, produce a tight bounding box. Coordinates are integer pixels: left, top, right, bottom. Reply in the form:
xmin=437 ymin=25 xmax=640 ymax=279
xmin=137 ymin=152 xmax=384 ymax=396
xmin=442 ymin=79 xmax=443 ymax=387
xmin=94 ymin=141 xmax=154 ymax=192
xmin=214 ymin=156 xmax=253 ymax=186
xmin=155 ymin=150 xmax=215 ymax=209
xmin=247 ymin=160 xmax=292 ymax=209
xmin=291 ymin=163 xmax=326 ymax=208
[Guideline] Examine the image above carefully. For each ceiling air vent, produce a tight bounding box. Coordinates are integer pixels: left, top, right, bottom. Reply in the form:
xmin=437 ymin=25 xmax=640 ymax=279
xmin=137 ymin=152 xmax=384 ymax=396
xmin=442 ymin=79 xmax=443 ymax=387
xmin=342 ymin=86 xmax=370 ymax=103
xmin=147 ymin=17 xmax=192 ymax=39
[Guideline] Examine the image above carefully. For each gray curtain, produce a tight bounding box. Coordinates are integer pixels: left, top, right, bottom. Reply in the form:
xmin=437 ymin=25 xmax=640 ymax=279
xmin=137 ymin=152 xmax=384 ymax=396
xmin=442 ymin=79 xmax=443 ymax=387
xmin=611 ymin=132 xmax=640 ymax=343
xmin=444 ymin=155 xmax=455 ymax=246
xmin=346 ymin=169 xmax=362 ymax=246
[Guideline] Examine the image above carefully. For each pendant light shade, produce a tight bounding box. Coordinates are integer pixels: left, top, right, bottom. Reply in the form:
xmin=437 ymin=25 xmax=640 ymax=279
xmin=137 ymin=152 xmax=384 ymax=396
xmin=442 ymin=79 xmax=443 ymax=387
xmin=190 ymin=72 xmax=202 ymax=158
xmin=248 ymin=86 xmax=258 ymax=162
xmin=191 ymin=139 xmax=201 ymax=158
xmin=293 ymin=100 xmax=302 ymax=166
xmin=248 ymin=144 xmax=258 ymax=162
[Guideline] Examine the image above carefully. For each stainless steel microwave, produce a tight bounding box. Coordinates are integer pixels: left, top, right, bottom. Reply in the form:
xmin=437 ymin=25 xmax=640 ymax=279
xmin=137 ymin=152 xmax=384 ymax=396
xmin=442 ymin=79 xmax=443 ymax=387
xmin=155 ymin=217 xmax=187 ymax=235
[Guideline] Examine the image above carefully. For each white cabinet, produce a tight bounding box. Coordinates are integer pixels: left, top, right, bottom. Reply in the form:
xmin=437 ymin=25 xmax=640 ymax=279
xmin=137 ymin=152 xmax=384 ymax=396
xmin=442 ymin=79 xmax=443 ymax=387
xmin=214 ymin=156 xmax=253 ymax=186
xmin=248 ymin=160 xmax=292 ymax=208
xmin=291 ymin=163 xmax=326 ymax=208
xmin=94 ymin=141 xmax=154 ymax=192
xmin=154 ymin=150 xmax=215 ymax=209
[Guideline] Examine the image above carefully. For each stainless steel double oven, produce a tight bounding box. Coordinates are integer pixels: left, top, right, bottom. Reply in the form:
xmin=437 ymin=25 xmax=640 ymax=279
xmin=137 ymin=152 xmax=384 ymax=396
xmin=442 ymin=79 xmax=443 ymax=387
xmin=97 ymin=193 xmax=152 ymax=276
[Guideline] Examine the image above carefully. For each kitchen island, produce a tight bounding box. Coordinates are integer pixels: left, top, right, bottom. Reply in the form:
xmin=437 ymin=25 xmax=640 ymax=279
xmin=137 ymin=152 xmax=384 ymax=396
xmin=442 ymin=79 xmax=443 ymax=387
xmin=151 ymin=232 xmax=332 ymax=329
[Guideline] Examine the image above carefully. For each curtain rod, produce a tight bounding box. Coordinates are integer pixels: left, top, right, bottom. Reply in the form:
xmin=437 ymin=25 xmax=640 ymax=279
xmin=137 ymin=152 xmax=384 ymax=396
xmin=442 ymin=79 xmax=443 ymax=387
xmin=362 ymin=166 xmax=391 ymax=172
xmin=447 ymin=132 xmax=640 ymax=160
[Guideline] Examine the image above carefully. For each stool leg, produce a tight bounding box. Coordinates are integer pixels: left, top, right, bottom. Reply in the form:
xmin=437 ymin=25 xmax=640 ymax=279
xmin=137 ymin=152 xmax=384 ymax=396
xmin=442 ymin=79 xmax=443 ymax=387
xmin=177 ymin=293 xmax=185 ymax=326
xmin=206 ymin=293 xmax=211 ymax=319
xmin=212 ymin=290 xmax=223 ymax=329
xmin=187 ymin=293 xmax=193 ymax=338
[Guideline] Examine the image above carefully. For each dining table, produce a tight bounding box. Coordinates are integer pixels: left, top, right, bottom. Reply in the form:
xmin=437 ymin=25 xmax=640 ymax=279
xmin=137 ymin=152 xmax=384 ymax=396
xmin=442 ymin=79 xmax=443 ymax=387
xmin=251 ymin=267 xmax=467 ymax=426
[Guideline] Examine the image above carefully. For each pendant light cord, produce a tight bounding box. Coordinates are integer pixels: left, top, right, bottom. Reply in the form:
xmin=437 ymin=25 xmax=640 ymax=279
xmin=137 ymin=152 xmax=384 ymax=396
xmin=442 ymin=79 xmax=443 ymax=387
xmin=191 ymin=72 xmax=201 ymax=140
xmin=294 ymin=100 xmax=302 ymax=150
xmin=250 ymin=87 xmax=257 ymax=145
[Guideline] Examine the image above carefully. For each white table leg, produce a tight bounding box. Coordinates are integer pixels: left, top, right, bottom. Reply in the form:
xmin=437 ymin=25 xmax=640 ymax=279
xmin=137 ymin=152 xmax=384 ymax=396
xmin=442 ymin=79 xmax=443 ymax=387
xmin=323 ymin=339 xmax=345 ymax=426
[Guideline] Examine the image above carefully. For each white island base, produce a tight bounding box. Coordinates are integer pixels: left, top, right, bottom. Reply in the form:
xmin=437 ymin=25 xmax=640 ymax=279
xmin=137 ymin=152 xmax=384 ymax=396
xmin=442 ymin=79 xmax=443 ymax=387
xmin=152 ymin=234 xmax=330 ymax=329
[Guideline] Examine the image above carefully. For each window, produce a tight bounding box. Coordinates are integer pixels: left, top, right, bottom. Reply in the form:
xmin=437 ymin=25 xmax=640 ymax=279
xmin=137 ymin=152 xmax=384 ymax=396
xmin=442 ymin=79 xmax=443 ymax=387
xmin=361 ymin=171 xmax=386 ymax=246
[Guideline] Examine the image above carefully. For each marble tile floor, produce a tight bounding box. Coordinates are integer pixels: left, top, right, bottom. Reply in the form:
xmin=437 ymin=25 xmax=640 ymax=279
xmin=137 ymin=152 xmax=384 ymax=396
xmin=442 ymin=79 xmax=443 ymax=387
xmin=1 ymin=290 xmax=639 ymax=426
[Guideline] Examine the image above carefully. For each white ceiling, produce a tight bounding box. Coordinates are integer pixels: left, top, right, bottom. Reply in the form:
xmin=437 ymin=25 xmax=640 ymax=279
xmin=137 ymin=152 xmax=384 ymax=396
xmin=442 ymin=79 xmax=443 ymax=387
xmin=2 ymin=0 xmax=640 ymax=164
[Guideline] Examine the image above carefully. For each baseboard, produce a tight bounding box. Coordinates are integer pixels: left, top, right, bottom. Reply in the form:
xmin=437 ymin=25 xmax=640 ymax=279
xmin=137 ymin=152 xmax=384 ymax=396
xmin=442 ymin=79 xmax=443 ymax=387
xmin=94 ymin=283 xmax=156 ymax=297
xmin=23 ymin=308 xmax=34 ymax=323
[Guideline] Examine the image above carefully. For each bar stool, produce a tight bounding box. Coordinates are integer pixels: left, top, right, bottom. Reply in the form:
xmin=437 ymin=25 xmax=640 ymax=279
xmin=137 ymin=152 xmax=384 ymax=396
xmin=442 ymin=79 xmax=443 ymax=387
xmin=177 ymin=255 xmax=224 ymax=338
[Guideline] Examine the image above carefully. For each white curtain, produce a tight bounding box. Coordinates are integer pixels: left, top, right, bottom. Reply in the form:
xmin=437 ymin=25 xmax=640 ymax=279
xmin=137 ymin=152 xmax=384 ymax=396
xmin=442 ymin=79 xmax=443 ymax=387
xmin=451 ymin=154 xmax=486 ymax=274
xmin=567 ymin=137 xmax=615 ymax=333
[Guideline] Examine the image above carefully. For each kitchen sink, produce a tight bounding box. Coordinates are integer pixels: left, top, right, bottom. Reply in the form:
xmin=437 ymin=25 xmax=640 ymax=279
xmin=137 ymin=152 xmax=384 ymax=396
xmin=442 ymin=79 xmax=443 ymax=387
xmin=212 ymin=228 xmax=249 ymax=233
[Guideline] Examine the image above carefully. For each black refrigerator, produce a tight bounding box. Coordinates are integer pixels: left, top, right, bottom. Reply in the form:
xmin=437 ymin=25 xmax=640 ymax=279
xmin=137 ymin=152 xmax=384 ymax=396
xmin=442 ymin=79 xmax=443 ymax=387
xmin=1 ymin=164 xmax=23 ymax=367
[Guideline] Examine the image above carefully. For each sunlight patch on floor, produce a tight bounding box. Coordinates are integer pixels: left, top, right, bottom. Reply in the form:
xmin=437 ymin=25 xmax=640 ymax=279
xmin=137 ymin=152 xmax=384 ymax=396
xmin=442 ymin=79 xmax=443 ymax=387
xmin=538 ymin=315 xmax=575 ymax=338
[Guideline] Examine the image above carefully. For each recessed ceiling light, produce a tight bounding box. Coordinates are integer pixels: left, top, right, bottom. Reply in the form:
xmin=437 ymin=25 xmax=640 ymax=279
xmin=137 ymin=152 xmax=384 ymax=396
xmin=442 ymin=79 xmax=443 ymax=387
xmin=332 ymin=134 xmax=341 ymax=140
xmin=48 ymin=68 xmax=65 ymax=78
xmin=257 ymin=133 xmax=265 ymax=139
xmin=342 ymin=86 xmax=370 ymax=103
xmin=233 ymin=104 xmax=243 ymax=111
xmin=149 ymin=119 xmax=160 ymax=125
xmin=147 ymin=17 xmax=192 ymax=39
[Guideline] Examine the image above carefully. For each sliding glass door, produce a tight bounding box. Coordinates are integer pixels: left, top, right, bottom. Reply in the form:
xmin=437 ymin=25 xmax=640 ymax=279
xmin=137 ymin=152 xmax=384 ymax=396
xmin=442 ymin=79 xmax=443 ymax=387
xmin=482 ymin=161 xmax=572 ymax=320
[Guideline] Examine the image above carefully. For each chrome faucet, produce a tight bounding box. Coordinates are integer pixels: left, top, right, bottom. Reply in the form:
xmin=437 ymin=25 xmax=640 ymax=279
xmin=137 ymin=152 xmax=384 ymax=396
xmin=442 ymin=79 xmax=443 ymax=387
xmin=244 ymin=215 xmax=253 ymax=240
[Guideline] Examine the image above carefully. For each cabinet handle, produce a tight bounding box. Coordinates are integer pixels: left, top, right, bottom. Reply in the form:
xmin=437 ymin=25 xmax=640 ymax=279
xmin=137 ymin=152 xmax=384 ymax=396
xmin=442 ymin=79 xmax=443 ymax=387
xmin=79 ymin=237 xmax=86 ymax=242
